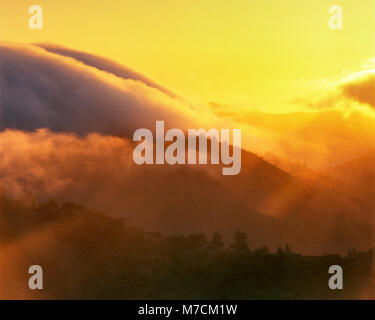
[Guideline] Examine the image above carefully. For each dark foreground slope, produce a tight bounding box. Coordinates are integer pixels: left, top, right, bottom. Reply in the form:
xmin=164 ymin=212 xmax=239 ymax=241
xmin=0 ymin=196 xmax=373 ymax=299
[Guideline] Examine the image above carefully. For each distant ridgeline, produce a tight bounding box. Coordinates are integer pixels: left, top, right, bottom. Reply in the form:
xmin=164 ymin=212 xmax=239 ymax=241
xmin=0 ymin=195 xmax=373 ymax=299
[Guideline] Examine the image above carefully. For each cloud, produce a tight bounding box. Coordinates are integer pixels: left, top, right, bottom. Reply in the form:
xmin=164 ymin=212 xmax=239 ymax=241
xmin=6 ymin=41 xmax=375 ymax=170
xmin=289 ymin=68 xmax=375 ymax=112
xmin=0 ymin=128 xmax=261 ymax=238
xmin=35 ymin=43 xmax=181 ymax=101
xmin=209 ymin=102 xmax=375 ymax=168
xmin=208 ymin=64 xmax=375 ymax=169
xmin=0 ymin=42 xmax=201 ymax=135
xmin=341 ymin=72 xmax=375 ymax=109
xmin=290 ymin=93 xmax=341 ymax=110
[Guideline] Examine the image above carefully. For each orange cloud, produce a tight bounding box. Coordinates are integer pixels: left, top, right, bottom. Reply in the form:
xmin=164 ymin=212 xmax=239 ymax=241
xmin=341 ymin=73 xmax=375 ymax=109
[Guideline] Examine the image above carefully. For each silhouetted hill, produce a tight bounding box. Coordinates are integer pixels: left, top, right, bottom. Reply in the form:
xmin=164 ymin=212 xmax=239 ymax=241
xmin=0 ymin=129 xmax=372 ymax=255
xmin=120 ymin=147 xmax=373 ymax=254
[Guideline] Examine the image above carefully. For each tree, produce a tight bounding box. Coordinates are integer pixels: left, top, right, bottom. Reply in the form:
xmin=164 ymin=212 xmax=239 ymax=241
xmin=231 ymin=230 xmax=249 ymax=252
xmin=285 ymin=243 xmax=291 ymax=254
xmin=211 ymin=232 xmax=224 ymax=249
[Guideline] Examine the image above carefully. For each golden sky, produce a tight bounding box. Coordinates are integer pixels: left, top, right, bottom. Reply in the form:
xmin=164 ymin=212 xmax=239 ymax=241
xmin=1 ymin=0 xmax=375 ymax=112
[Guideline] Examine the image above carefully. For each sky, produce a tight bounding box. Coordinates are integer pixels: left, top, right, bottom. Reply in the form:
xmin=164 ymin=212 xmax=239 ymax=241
xmin=2 ymin=0 xmax=375 ymax=112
